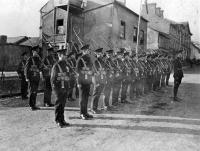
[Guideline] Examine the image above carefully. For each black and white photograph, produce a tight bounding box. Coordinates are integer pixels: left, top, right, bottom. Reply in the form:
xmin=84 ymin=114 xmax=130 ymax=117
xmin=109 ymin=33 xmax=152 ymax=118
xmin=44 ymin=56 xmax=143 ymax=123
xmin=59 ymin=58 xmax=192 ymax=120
xmin=0 ymin=0 xmax=200 ymax=150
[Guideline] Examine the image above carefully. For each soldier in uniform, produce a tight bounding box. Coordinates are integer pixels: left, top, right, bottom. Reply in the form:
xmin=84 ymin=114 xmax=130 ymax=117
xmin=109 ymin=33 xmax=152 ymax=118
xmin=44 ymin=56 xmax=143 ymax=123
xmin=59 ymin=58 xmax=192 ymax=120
xmin=77 ymin=44 xmax=94 ymax=120
xmin=51 ymin=48 xmax=71 ymax=128
xmin=17 ymin=52 xmax=29 ymax=100
xmin=121 ymin=51 xmax=131 ymax=103
xmin=66 ymin=51 xmax=78 ymax=101
xmin=25 ymin=46 xmax=42 ymax=111
xmin=146 ymin=54 xmax=154 ymax=92
xmin=103 ymin=50 xmax=115 ymax=110
xmin=112 ymin=50 xmax=125 ymax=105
xmin=173 ymin=53 xmax=184 ymax=101
xmin=42 ymin=47 xmax=55 ymax=107
xmin=91 ymin=48 xmax=107 ymax=114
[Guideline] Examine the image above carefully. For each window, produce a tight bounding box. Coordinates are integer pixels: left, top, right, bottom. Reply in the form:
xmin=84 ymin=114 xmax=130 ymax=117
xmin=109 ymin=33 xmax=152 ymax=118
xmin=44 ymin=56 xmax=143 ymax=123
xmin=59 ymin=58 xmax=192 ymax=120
xmin=120 ymin=21 xmax=126 ymax=39
xmin=140 ymin=30 xmax=144 ymax=45
xmin=56 ymin=19 xmax=64 ymax=34
xmin=133 ymin=27 xmax=138 ymax=42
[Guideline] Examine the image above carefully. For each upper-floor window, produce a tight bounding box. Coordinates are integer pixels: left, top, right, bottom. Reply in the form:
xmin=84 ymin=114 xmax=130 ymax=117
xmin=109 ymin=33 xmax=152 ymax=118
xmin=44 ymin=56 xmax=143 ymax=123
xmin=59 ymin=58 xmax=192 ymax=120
xmin=133 ymin=27 xmax=138 ymax=42
xmin=140 ymin=30 xmax=144 ymax=45
xmin=56 ymin=19 xmax=64 ymax=34
xmin=120 ymin=21 xmax=126 ymax=39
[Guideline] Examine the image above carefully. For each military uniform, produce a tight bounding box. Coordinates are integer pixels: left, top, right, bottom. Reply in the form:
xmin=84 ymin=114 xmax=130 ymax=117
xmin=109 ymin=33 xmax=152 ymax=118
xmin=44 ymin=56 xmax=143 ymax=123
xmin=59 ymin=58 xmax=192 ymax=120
xmin=146 ymin=55 xmax=154 ymax=92
xmin=121 ymin=52 xmax=132 ymax=103
xmin=66 ymin=52 xmax=79 ymax=101
xmin=17 ymin=52 xmax=28 ymax=100
xmin=25 ymin=47 xmax=42 ymax=110
xmin=42 ymin=48 xmax=56 ymax=107
xmin=112 ymin=50 xmax=124 ymax=105
xmin=51 ymin=49 xmax=71 ymax=127
xmin=91 ymin=48 xmax=107 ymax=113
xmin=130 ymin=56 xmax=139 ymax=99
xmin=173 ymin=56 xmax=184 ymax=100
xmin=77 ymin=44 xmax=94 ymax=120
xmin=104 ymin=50 xmax=115 ymax=109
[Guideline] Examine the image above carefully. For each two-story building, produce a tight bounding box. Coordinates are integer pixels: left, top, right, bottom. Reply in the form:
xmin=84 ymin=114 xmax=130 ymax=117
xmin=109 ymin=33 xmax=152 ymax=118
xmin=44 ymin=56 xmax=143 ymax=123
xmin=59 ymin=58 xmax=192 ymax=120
xmin=40 ymin=0 xmax=148 ymax=54
xmin=142 ymin=3 xmax=192 ymax=59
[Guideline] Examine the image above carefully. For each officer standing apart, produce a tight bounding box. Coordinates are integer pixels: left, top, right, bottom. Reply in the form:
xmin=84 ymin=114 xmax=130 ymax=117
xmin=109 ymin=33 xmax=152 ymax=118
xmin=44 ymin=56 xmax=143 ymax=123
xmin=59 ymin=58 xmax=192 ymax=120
xmin=77 ymin=44 xmax=94 ymax=120
xmin=17 ymin=52 xmax=29 ymax=100
xmin=25 ymin=46 xmax=43 ymax=111
xmin=51 ymin=49 xmax=71 ymax=128
xmin=173 ymin=53 xmax=184 ymax=101
xmin=42 ymin=47 xmax=56 ymax=107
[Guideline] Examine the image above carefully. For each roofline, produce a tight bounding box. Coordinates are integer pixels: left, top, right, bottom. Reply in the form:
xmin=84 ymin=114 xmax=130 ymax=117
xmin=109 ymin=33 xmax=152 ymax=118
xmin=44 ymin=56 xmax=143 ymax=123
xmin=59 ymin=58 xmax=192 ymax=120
xmin=114 ymin=1 xmax=148 ymax=22
xmin=148 ymin=27 xmax=170 ymax=38
xmin=191 ymin=42 xmax=200 ymax=51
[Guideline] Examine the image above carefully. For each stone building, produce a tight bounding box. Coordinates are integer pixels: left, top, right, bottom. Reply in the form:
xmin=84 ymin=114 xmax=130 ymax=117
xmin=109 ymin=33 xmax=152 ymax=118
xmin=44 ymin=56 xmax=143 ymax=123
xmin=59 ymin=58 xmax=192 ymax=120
xmin=142 ymin=3 xmax=192 ymax=59
xmin=40 ymin=0 xmax=148 ymax=53
xmin=190 ymin=42 xmax=200 ymax=60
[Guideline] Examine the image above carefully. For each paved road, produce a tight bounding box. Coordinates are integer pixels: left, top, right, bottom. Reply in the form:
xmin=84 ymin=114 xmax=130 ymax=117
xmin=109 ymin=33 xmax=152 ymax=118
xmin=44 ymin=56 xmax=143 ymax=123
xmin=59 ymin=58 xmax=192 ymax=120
xmin=0 ymin=65 xmax=200 ymax=151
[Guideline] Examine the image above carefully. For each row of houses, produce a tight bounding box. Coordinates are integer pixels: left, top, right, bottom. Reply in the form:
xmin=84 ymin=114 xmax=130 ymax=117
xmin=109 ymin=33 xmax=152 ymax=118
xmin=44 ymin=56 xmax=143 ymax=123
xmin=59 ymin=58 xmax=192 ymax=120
xmin=0 ymin=0 xmax=200 ymax=72
xmin=39 ymin=0 xmax=198 ymax=60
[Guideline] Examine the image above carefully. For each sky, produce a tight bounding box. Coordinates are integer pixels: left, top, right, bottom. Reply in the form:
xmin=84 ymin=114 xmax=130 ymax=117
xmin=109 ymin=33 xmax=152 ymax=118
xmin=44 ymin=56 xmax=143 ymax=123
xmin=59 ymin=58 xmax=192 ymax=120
xmin=0 ymin=0 xmax=199 ymax=42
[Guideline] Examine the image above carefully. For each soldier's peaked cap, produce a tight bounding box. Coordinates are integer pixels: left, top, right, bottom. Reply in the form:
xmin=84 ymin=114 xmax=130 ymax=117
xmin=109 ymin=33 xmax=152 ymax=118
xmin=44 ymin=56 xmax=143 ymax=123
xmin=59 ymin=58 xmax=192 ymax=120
xmin=95 ymin=48 xmax=103 ymax=53
xmin=32 ymin=45 xmax=39 ymax=51
xmin=106 ymin=49 xmax=114 ymax=54
xmin=47 ymin=47 xmax=54 ymax=51
xmin=124 ymin=52 xmax=129 ymax=56
xmin=56 ymin=49 xmax=66 ymax=54
xmin=81 ymin=44 xmax=90 ymax=50
xmin=21 ymin=51 xmax=27 ymax=56
xmin=117 ymin=49 xmax=124 ymax=55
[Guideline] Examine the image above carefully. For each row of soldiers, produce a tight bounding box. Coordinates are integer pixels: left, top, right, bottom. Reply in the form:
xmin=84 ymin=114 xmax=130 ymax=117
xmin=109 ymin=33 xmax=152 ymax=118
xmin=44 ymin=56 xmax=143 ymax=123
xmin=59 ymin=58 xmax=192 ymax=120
xmin=17 ymin=44 xmax=173 ymax=128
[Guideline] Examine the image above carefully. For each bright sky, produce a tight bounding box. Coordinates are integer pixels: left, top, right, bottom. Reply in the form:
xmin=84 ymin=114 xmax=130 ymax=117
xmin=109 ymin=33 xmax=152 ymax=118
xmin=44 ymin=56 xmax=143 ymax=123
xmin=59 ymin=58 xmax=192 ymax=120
xmin=0 ymin=0 xmax=199 ymax=42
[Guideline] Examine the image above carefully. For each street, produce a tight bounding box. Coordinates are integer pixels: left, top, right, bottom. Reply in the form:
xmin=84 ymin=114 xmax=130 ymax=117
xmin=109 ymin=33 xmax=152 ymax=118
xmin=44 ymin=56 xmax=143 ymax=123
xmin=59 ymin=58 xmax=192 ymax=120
xmin=0 ymin=65 xmax=200 ymax=151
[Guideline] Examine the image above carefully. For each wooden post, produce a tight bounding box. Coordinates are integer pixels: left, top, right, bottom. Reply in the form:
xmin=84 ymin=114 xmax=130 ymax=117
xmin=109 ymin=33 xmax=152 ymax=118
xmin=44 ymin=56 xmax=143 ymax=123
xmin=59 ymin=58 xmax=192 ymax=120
xmin=136 ymin=0 xmax=143 ymax=62
xmin=53 ymin=7 xmax=57 ymax=47
xmin=65 ymin=0 xmax=70 ymax=53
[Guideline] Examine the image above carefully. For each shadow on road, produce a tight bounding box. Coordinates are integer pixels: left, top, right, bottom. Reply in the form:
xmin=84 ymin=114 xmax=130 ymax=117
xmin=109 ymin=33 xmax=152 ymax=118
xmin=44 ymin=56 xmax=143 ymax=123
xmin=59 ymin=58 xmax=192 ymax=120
xmin=70 ymin=123 xmax=200 ymax=136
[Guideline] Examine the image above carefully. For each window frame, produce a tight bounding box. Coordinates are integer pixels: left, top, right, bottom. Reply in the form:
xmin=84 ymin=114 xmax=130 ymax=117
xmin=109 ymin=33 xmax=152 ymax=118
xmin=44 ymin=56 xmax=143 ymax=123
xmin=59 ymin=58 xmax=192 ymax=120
xmin=120 ymin=20 xmax=126 ymax=40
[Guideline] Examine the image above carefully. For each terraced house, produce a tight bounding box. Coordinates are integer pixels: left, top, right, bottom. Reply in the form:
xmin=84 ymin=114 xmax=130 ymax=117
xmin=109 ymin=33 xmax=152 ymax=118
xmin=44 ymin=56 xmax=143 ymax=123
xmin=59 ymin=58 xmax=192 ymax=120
xmin=142 ymin=3 xmax=192 ymax=59
xmin=40 ymin=0 xmax=148 ymax=54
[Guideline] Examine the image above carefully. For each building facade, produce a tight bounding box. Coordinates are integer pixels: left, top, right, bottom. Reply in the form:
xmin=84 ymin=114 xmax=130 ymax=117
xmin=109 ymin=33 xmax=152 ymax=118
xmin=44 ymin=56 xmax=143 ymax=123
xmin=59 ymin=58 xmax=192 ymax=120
xmin=142 ymin=3 xmax=192 ymax=59
xmin=190 ymin=42 xmax=200 ymax=60
xmin=40 ymin=0 xmax=148 ymax=53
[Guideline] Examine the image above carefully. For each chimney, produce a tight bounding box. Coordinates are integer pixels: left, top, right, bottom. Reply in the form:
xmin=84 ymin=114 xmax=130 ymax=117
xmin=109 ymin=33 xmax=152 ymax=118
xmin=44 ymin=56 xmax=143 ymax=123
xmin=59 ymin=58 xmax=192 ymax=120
xmin=160 ymin=10 xmax=164 ymax=18
xmin=148 ymin=3 xmax=156 ymax=15
xmin=156 ymin=7 xmax=161 ymax=17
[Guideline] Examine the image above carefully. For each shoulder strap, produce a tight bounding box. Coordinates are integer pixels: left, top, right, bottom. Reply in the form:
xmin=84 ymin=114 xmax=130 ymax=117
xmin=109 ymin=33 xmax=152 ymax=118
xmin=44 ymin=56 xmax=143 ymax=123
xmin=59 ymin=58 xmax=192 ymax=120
xmin=56 ymin=62 xmax=64 ymax=73
xmin=46 ymin=57 xmax=50 ymax=65
xmin=32 ymin=57 xmax=36 ymax=66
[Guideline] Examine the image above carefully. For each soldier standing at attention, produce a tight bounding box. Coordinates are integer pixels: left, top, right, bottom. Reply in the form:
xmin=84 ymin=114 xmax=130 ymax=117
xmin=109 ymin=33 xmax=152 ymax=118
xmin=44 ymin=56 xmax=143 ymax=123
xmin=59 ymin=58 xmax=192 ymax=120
xmin=51 ymin=49 xmax=71 ymax=128
xmin=173 ymin=53 xmax=184 ymax=101
xmin=112 ymin=50 xmax=124 ymax=105
xmin=25 ymin=46 xmax=42 ymax=111
xmin=91 ymin=48 xmax=107 ymax=114
xmin=121 ymin=51 xmax=131 ymax=103
xmin=77 ymin=44 xmax=94 ymax=120
xmin=104 ymin=50 xmax=115 ymax=110
xmin=42 ymin=47 xmax=56 ymax=107
xmin=17 ymin=52 xmax=29 ymax=100
xmin=67 ymin=51 xmax=78 ymax=102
